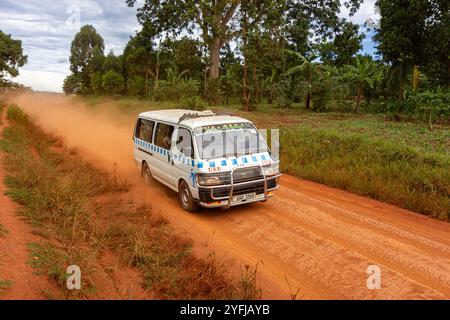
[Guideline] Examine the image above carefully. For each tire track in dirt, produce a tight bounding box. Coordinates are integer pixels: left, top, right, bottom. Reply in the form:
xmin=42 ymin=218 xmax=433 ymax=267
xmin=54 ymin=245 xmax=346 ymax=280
xmin=6 ymin=92 xmax=450 ymax=300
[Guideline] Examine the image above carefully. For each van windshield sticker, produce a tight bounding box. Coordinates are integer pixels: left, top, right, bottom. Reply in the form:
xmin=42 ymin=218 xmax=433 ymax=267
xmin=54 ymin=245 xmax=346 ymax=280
xmin=194 ymin=123 xmax=253 ymax=135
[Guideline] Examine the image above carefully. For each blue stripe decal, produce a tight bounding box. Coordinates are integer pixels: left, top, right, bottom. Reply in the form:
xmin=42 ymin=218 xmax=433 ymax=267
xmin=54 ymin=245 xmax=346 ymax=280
xmin=197 ymin=162 xmax=203 ymax=169
xmin=192 ymin=160 xmax=195 ymax=167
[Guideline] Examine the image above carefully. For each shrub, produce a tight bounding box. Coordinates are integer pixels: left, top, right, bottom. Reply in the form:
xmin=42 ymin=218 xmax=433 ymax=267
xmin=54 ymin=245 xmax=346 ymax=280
xmin=127 ymin=76 xmax=145 ymax=97
xmin=91 ymin=71 xmax=103 ymax=95
xmin=102 ymin=70 xmax=125 ymax=95
xmin=311 ymin=81 xmax=331 ymax=112
xmin=180 ymin=96 xmax=208 ymax=111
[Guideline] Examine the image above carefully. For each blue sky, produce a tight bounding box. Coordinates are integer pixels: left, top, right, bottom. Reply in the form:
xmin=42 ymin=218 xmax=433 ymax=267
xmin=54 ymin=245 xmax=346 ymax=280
xmin=0 ymin=0 xmax=379 ymax=92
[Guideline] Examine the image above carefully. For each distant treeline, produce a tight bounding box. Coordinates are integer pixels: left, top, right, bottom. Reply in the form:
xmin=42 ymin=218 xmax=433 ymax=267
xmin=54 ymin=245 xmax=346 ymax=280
xmin=62 ymin=0 xmax=449 ymax=117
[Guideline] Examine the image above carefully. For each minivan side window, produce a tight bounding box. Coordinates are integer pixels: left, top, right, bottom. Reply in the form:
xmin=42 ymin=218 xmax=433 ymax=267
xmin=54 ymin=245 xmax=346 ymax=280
xmin=135 ymin=119 xmax=155 ymax=143
xmin=154 ymin=123 xmax=174 ymax=150
xmin=176 ymin=128 xmax=194 ymax=158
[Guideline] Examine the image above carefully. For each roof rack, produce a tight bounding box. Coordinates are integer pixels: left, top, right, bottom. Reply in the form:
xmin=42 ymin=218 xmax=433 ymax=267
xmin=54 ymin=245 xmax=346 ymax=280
xmin=178 ymin=110 xmax=216 ymax=123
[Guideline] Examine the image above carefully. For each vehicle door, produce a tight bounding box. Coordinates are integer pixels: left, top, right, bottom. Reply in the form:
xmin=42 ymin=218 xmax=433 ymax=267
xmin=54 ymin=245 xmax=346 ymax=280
xmin=172 ymin=127 xmax=195 ymax=189
xmin=152 ymin=121 xmax=177 ymax=189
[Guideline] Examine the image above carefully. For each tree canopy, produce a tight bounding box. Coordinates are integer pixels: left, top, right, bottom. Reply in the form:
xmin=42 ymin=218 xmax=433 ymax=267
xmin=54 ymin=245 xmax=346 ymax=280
xmin=0 ymin=30 xmax=27 ymax=83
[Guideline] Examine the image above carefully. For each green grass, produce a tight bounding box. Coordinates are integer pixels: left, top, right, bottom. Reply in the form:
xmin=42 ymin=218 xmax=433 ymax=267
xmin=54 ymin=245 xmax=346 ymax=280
xmin=80 ymin=96 xmax=450 ymax=220
xmin=0 ymin=104 xmax=259 ymax=299
xmin=281 ymin=127 xmax=450 ymax=220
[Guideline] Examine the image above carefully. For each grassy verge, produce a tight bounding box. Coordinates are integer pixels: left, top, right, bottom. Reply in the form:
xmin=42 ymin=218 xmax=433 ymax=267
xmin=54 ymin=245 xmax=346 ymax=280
xmin=281 ymin=127 xmax=450 ymax=220
xmin=0 ymin=105 xmax=259 ymax=299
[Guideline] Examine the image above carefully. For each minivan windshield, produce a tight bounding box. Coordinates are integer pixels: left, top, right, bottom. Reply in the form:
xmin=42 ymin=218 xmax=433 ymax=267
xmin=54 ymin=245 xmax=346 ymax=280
xmin=194 ymin=122 xmax=268 ymax=160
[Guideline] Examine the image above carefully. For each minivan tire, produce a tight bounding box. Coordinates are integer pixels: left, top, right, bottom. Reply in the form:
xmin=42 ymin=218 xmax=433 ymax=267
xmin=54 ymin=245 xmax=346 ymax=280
xmin=179 ymin=180 xmax=199 ymax=212
xmin=141 ymin=161 xmax=153 ymax=184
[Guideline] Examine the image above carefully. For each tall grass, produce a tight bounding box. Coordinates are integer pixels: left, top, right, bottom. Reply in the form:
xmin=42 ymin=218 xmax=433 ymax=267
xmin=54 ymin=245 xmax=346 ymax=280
xmin=0 ymin=105 xmax=259 ymax=299
xmin=281 ymin=127 xmax=450 ymax=220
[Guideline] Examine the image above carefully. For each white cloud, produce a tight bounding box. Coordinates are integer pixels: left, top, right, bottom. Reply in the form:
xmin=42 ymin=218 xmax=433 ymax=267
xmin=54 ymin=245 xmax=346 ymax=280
xmin=13 ymin=70 xmax=68 ymax=93
xmin=339 ymin=0 xmax=380 ymax=25
xmin=2 ymin=0 xmax=140 ymax=92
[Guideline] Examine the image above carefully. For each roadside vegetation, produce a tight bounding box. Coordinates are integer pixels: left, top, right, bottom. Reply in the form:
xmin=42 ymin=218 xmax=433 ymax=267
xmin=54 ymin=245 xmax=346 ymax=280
xmin=0 ymin=105 xmax=260 ymax=299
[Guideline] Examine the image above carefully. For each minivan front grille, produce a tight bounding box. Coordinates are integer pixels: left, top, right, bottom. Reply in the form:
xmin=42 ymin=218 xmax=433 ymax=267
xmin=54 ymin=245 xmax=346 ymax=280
xmin=232 ymin=167 xmax=264 ymax=183
xmin=198 ymin=178 xmax=278 ymax=203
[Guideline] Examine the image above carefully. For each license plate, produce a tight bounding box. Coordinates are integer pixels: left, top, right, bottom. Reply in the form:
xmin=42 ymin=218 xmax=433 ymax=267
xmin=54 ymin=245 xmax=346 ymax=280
xmin=232 ymin=192 xmax=256 ymax=202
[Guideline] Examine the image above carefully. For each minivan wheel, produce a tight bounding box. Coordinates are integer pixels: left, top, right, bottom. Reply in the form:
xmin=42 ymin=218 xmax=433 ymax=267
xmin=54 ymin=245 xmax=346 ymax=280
xmin=141 ymin=162 xmax=153 ymax=184
xmin=179 ymin=180 xmax=198 ymax=212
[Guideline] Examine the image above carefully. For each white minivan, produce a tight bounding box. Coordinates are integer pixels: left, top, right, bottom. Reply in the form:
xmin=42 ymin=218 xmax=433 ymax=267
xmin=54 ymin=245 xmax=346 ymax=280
xmin=133 ymin=109 xmax=280 ymax=211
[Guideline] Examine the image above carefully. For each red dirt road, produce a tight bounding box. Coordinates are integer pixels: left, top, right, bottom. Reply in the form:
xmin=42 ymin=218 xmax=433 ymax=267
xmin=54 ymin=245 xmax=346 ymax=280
xmin=6 ymin=92 xmax=450 ymax=300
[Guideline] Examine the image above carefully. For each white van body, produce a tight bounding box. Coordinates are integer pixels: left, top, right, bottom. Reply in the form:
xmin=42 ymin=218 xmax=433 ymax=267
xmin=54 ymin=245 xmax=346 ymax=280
xmin=133 ymin=109 xmax=280 ymax=211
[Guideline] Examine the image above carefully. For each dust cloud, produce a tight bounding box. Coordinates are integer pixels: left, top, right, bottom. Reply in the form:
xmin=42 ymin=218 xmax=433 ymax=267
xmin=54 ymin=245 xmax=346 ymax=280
xmin=6 ymin=92 xmax=140 ymax=182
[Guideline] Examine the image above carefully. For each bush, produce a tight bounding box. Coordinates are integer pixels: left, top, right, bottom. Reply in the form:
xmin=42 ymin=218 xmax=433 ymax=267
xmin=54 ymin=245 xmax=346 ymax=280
xmin=102 ymin=70 xmax=124 ymax=95
xmin=205 ymin=78 xmax=222 ymax=105
xmin=127 ymin=76 xmax=145 ymax=97
xmin=91 ymin=71 xmax=103 ymax=95
xmin=157 ymin=78 xmax=199 ymax=101
xmin=7 ymin=105 xmax=29 ymax=124
xmin=311 ymin=81 xmax=331 ymax=112
xmin=180 ymin=96 xmax=208 ymax=111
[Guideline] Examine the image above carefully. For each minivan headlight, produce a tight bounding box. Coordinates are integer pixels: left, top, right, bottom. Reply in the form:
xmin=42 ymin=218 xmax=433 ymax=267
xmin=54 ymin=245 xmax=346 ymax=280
xmin=263 ymin=163 xmax=279 ymax=177
xmin=197 ymin=175 xmax=221 ymax=186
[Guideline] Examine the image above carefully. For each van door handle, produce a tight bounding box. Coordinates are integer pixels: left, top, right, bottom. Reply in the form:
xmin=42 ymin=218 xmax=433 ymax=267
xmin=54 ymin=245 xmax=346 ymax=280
xmin=139 ymin=148 xmax=152 ymax=156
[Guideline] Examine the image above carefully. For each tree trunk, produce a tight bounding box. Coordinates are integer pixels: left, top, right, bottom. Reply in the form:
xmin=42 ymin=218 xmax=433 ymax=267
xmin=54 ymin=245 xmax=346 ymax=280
xmin=242 ymin=12 xmax=250 ymax=112
xmin=209 ymin=38 xmax=221 ymax=80
xmin=354 ymin=87 xmax=362 ymax=113
xmin=152 ymin=65 xmax=159 ymax=101
xmin=398 ymin=61 xmax=407 ymax=100
xmin=305 ymin=92 xmax=311 ymax=109
xmin=412 ymin=65 xmax=419 ymax=91
xmin=242 ymin=57 xmax=249 ymax=112
xmin=144 ymin=68 xmax=149 ymax=98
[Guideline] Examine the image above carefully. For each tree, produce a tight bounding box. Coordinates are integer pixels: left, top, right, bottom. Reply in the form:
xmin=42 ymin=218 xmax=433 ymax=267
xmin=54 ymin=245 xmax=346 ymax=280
xmin=0 ymin=31 xmax=27 ymax=83
xmin=374 ymin=0 xmax=449 ymax=91
xmin=220 ymin=67 xmax=238 ymax=105
xmin=63 ymin=74 xmax=82 ymax=94
xmin=285 ymin=0 xmax=363 ymax=55
xmin=123 ymin=24 xmax=167 ymax=98
xmin=318 ymin=19 xmax=364 ymax=66
xmin=69 ymin=25 xmax=105 ymax=93
xmin=285 ymin=50 xmax=324 ymax=109
xmin=342 ymin=55 xmax=385 ymax=112
xmin=102 ymin=70 xmax=125 ymax=95
xmin=126 ymin=0 xmax=281 ymax=80
xmin=162 ymin=37 xmax=204 ymax=81
xmin=103 ymin=50 xmax=123 ymax=74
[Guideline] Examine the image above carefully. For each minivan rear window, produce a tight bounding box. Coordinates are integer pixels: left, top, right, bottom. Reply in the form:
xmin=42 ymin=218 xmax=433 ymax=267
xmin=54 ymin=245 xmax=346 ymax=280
xmin=154 ymin=123 xmax=174 ymax=150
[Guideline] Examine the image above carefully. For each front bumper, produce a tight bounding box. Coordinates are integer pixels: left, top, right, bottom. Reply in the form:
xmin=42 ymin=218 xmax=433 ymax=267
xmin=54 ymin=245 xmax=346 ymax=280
xmin=197 ymin=165 xmax=281 ymax=208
